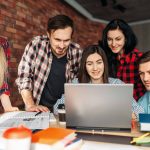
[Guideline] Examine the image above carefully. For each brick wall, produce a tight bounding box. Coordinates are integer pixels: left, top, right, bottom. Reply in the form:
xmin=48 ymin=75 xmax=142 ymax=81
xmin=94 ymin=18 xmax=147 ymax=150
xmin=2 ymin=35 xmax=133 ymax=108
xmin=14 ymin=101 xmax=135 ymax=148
xmin=0 ymin=0 xmax=104 ymax=112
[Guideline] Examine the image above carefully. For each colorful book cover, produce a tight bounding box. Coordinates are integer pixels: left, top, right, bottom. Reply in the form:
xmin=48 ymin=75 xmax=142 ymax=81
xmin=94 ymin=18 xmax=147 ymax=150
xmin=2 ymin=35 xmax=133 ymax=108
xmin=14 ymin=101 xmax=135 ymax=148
xmin=32 ymin=127 xmax=76 ymax=146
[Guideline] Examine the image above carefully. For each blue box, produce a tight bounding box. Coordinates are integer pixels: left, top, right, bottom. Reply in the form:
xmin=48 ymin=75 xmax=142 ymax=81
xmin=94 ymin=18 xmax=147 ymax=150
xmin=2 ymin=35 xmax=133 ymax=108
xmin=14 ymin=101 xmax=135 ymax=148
xmin=139 ymin=114 xmax=150 ymax=123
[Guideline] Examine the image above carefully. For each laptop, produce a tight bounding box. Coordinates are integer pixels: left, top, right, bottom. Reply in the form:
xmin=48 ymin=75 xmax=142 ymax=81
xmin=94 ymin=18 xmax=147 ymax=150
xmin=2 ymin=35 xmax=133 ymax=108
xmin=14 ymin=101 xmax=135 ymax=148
xmin=65 ymin=83 xmax=133 ymax=131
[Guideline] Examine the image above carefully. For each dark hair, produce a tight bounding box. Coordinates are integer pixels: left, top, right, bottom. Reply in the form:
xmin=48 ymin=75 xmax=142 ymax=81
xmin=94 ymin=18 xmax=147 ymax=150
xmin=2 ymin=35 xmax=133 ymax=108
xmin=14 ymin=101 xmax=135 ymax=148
xmin=47 ymin=14 xmax=74 ymax=34
xmin=100 ymin=19 xmax=137 ymax=77
xmin=78 ymin=45 xmax=109 ymax=83
xmin=101 ymin=19 xmax=137 ymax=55
xmin=138 ymin=51 xmax=150 ymax=66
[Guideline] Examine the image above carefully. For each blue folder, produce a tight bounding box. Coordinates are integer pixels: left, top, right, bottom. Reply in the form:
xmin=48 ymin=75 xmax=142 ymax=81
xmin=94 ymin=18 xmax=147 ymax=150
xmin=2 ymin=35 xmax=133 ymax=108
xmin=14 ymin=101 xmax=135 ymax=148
xmin=139 ymin=113 xmax=150 ymax=123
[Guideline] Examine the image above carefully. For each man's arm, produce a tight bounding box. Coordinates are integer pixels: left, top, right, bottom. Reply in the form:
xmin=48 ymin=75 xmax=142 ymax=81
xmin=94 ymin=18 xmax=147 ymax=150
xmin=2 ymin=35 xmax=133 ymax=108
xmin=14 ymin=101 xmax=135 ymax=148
xmin=20 ymin=89 xmax=35 ymax=109
xmin=16 ymin=39 xmax=49 ymax=112
xmin=21 ymin=89 xmax=49 ymax=112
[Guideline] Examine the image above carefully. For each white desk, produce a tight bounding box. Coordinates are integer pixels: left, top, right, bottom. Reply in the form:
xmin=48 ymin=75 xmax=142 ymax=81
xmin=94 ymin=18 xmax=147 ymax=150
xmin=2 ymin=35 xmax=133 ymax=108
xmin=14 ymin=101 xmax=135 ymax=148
xmin=0 ymin=113 xmax=149 ymax=150
xmin=50 ymin=116 xmax=149 ymax=149
xmin=81 ymin=141 xmax=150 ymax=150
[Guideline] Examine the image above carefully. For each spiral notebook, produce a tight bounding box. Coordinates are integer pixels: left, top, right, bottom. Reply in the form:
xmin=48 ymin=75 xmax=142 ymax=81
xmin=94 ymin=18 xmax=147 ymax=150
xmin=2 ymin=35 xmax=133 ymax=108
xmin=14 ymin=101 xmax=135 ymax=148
xmin=0 ymin=111 xmax=51 ymax=130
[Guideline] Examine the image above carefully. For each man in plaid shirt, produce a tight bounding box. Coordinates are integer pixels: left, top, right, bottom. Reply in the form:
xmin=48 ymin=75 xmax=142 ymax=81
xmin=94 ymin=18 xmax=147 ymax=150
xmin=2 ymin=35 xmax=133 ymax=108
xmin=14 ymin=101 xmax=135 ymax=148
xmin=16 ymin=15 xmax=82 ymax=112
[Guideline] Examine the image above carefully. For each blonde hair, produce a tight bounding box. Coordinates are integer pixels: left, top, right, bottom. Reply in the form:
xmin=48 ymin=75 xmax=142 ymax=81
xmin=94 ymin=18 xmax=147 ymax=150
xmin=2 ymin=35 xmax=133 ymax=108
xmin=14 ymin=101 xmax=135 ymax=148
xmin=0 ymin=46 xmax=7 ymax=87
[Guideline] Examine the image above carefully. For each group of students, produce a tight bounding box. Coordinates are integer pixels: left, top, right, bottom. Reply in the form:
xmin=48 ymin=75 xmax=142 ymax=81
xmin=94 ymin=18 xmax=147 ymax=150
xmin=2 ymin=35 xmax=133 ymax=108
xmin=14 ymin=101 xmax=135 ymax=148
xmin=0 ymin=14 xmax=150 ymax=120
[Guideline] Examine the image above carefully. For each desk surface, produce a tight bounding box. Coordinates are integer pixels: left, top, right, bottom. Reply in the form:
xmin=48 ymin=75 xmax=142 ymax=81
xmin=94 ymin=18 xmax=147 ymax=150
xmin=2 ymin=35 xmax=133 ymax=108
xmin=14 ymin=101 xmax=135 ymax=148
xmin=50 ymin=117 xmax=143 ymax=137
xmin=0 ymin=113 xmax=149 ymax=150
xmin=50 ymin=116 xmax=149 ymax=149
xmin=81 ymin=141 xmax=150 ymax=150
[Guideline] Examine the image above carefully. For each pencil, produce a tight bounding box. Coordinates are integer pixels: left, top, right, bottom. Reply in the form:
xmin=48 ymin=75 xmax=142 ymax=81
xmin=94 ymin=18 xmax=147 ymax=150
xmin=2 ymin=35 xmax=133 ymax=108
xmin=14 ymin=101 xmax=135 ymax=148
xmin=35 ymin=112 xmax=42 ymax=116
xmin=130 ymin=132 xmax=150 ymax=144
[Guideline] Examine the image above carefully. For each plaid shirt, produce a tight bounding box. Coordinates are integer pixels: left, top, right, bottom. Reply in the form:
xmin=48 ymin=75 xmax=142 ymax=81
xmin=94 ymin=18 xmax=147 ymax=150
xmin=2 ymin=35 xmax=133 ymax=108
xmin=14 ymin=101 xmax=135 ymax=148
xmin=116 ymin=49 xmax=146 ymax=101
xmin=16 ymin=35 xmax=82 ymax=105
xmin=0 ymin=37 xmax=10 ymax=96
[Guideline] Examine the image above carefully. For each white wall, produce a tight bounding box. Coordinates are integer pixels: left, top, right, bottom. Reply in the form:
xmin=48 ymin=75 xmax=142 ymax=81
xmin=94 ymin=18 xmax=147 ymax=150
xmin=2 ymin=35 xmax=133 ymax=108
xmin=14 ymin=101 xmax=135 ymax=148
xmin=132 ymin=23 xmax=150 ymax=52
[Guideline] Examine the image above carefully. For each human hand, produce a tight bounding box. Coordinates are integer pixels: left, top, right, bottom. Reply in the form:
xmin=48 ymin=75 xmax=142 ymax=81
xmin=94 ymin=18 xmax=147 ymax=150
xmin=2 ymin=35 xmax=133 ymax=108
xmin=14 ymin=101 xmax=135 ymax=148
xmin=132 ymin=113 xmax=137 ymax=120
xmin=131 ymin=113 xmax=138 ymax=130
xmin=25 ymin=105 xmax=49 ymax=112
xmin=4 ymin=107 xmax=19 ymax=112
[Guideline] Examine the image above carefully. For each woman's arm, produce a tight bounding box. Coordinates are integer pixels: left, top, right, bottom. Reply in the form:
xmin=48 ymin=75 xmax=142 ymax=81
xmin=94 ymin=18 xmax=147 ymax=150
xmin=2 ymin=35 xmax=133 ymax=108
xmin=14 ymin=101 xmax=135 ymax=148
xmin=0 ymin=94 xmax=19 ymax=112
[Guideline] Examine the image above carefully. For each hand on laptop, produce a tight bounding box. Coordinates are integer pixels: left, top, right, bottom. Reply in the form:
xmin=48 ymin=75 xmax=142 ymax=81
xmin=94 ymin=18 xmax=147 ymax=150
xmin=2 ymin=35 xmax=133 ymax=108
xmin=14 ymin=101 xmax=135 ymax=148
xmin=132 ymin=113 xmax=137 ymax=120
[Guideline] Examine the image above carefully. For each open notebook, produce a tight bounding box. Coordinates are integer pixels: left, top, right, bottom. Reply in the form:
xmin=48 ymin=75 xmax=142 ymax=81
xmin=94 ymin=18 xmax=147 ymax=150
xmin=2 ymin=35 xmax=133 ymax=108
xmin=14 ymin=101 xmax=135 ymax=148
xmin=0 ymin=111 xmax=55 ymax=130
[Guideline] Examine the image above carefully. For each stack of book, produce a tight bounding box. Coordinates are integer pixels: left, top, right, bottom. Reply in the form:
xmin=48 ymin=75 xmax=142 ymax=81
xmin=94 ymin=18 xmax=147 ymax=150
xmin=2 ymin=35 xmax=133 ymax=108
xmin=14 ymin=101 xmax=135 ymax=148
xmin=32 ymin=127 xmax=83 ymax=150
xmin=139 ymin=113 xmax=150 ymax=131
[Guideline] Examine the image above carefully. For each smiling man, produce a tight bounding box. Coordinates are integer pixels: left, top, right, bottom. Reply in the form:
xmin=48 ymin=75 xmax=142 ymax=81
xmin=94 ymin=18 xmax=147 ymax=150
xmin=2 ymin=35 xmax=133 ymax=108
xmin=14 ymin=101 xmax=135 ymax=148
xmin=16 ymin=15 xmax=82 ymax=112
xmin=138 ymin=51 xmax=150 ymax=113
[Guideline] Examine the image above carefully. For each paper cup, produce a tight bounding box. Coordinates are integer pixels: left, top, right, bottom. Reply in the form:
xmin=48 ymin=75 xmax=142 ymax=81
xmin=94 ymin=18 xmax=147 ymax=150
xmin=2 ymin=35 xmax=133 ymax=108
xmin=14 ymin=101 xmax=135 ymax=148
xmin=3 ymin=126 xmax=32 ymax=150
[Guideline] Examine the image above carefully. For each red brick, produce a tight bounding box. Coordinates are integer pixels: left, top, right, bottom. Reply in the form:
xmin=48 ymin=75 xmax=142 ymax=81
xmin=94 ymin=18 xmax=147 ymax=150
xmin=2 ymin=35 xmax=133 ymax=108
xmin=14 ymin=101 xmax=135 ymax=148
xmin=6 ymin=27 xmax=16 ymax=33
xmin=9 ymin=62 xmax=17 ymax=68
xmin=16 ymin=11 xmax=26 ymax=18
xmin=16 ymin=2 xmax=27 ymax=9
xmin=0 ymin=0 xmax=103 ymax=111
xmin=13 ymin=43 xmax=24 ymax=49
xmin=16 ymin=20 xmax=26 ymax=27
xmin=0 ymin=31 xmax=12 ymax=37
xmin=1 ymin=9 xmax=12 ymax=17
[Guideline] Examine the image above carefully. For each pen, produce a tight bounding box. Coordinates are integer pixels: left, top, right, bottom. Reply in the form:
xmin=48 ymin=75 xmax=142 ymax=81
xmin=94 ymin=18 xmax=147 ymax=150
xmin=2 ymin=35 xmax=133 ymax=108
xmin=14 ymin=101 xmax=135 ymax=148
xmin=35 ymin=112 xmax=42 ymax=116
xmin=130 ymin=132 xmax=150 ymax=144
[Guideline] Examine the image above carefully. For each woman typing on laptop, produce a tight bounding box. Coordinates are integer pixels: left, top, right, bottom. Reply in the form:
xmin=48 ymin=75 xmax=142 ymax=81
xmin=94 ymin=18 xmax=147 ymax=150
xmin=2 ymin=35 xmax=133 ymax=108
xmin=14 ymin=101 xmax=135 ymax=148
xmin=54 ymin=45 xmax=144 ymax=119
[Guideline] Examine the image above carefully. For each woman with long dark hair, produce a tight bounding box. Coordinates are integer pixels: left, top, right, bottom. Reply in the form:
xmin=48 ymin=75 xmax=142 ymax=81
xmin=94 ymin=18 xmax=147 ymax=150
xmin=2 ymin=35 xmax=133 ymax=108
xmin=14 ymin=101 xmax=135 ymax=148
xmin=100 ymin=19 xmax=145 ymax=101
xmin=55 ymin=45 xmax=144 ymax=119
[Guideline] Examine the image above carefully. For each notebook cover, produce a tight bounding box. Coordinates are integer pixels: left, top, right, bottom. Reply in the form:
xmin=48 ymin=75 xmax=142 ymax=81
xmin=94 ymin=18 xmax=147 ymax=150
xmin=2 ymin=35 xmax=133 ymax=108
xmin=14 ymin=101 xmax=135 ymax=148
xmin=32 ymin=127 xmax=75 ymax=145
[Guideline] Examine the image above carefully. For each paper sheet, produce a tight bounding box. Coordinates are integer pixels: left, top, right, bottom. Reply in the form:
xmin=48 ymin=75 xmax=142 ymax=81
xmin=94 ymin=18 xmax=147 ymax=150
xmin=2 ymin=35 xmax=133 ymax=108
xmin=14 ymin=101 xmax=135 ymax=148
xmin=0 ymin=111 xmax=50 ymax=129
xmin=81 ymin=141 xmax=146 ymax=150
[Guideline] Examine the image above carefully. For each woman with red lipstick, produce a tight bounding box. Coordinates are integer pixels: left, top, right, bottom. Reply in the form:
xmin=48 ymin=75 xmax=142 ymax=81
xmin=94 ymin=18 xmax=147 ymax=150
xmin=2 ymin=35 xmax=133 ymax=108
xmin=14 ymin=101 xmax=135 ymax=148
xmin=100 ymin=19 xmax=145 ymax=101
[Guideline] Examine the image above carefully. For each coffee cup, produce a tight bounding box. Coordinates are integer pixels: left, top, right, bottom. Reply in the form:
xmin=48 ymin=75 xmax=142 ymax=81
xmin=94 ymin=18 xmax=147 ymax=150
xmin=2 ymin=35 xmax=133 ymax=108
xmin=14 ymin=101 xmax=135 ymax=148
xmin=3 ymin=126 xmax=32 ymax=150
xmin=58 ymin=104 xmax=66 ymax=124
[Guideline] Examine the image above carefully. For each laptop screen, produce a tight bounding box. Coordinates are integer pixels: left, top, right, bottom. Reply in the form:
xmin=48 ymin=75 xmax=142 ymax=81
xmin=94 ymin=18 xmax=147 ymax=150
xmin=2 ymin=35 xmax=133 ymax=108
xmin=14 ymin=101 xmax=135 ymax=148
xmin=65 ymin=83 xmax=133 ymax=131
